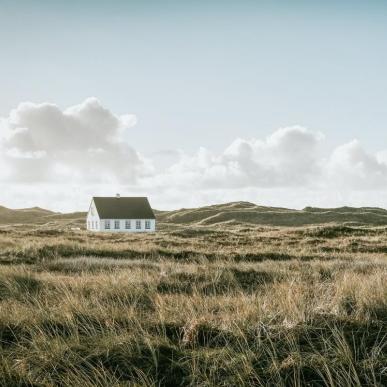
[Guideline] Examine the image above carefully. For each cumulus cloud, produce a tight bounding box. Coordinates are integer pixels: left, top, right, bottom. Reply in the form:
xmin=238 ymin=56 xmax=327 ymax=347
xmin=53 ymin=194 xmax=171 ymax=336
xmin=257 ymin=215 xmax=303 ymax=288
xmin=152 ymin=126 xmax=324 ymax=189
xmin=326 ymin=140 xmax=387 ymax=189
xmin=0 ymin=98 xmax=150 ymax=183
xmin=141 ymin=127 xmax=387 ymax=210
xmin=1 ymin=98 xmax=387 ymax=211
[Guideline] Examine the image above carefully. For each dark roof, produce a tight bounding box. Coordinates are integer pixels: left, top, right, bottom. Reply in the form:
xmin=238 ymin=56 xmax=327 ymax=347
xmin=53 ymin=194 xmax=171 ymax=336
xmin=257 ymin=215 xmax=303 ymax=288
xmin=93 ymin=197 xmax=155 ymax=219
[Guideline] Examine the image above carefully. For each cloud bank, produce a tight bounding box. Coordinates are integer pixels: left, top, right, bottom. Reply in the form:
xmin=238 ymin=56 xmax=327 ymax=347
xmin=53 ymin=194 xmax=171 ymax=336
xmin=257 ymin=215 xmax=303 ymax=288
xmin=1 ymin=98 xmax=387 ymax=211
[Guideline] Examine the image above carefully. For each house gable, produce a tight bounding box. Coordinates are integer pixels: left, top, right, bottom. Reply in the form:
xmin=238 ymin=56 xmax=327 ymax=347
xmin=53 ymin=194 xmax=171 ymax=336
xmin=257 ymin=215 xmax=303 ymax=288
xmin=87 ymin=199 xmax=100 ymax=221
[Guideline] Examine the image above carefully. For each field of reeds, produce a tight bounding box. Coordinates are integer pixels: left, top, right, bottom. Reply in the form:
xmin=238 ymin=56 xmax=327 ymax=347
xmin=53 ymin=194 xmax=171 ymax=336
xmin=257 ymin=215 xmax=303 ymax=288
xmin=0 ymin=223 xmax=386 ymax=386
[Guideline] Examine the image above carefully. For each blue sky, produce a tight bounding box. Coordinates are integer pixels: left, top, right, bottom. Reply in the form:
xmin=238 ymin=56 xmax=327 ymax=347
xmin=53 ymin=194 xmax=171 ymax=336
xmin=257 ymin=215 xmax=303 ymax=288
xmin=1 ymin=1 xmax=387 ymax=210
xmin=2 ymin=0 xmax=387 ymax=152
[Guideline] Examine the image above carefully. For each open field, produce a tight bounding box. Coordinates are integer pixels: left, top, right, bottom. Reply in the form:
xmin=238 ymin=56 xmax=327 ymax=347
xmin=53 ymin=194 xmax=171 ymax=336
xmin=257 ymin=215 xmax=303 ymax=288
xmin=0 ymin=216 xmax=386 ymax=386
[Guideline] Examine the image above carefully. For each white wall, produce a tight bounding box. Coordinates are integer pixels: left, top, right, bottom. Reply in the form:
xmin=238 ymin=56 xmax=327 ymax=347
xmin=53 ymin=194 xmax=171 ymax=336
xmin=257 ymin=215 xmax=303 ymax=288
xmin=99 ymin=219 xmax=156 ymax=233
xmin=86 ymin=200 xmax=101 ymax=231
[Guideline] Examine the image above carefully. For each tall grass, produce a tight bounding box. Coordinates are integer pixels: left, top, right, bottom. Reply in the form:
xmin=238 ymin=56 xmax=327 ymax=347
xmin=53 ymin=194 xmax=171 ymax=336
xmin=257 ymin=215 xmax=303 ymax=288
xmin=0 ymin=224 xmax=386 ymax=386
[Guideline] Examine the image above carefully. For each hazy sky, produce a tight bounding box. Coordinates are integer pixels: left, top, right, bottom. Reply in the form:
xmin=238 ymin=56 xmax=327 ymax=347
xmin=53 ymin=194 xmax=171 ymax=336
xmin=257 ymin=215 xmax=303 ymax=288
xmin=1 ymin=1 xmax=387 ymax=211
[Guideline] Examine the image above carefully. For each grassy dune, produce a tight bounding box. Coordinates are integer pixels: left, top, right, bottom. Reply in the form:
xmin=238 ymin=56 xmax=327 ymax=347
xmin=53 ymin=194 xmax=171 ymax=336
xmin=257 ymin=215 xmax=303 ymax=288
xmin=157 ymin=202 xmax=387 ymax=226
xmin=2 ymin=201 xmax=387 ymax=228
xmin=0 ymin=222 xmax=386 ymax=386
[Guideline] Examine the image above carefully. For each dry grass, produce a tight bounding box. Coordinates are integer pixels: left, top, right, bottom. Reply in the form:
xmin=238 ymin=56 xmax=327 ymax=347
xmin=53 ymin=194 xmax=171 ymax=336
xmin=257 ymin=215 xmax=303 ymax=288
xmin=0 ymin=224 xmax=386 ymax=386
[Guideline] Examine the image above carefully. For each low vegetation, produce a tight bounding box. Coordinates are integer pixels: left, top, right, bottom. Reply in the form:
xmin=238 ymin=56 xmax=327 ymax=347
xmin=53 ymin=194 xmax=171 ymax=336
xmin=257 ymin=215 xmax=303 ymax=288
xmin=2 ymin=201 xmax=387 ymax=228
xmin=0 ymin=221 xmax=386 ymax=386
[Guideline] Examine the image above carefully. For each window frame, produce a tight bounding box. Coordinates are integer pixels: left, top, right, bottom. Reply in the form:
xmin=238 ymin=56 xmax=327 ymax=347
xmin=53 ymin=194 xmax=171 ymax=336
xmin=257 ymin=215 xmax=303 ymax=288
xmin=145 ymin=220 xmax=151 ymax=229
xmin=104 ymin=220 xmax=111 ymax=229
xmin=114 ymin=220 xmax=120 ymax=229
xmin=125 ymin=220 xmax=131 ymax=229
xmin=136 ymin=220 xmax=141 ymax=229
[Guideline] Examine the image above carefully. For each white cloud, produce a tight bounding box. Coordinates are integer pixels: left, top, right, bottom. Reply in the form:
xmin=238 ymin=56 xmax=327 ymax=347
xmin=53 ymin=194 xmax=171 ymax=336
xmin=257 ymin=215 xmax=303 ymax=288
xmin=140 ymin=127 xmax=387 ymax=210
xmin=0 ymin=97 xmax=150 ymax=184
xmin=151 ymin=126 xmax=324 ymax=189
xmin=326 ymin=139 xmax=387 ymax=190
xmin=1 ymin=98 xmax=387 ymax=211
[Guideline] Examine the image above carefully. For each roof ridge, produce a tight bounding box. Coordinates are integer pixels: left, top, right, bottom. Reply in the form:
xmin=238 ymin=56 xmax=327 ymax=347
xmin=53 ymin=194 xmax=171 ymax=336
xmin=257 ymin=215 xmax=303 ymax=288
xmin=92 ymin=196 xmax=148 ymax=198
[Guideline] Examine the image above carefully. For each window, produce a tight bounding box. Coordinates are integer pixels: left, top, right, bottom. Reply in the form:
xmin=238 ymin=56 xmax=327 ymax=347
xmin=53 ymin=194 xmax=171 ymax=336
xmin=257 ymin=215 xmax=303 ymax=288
xmin=114 ymin=220 xmax=120 ymax=229
xmin=95 ymin=221 xmax=99 ymax=230
xmin=136 ymin=220 xmax=141 ymax=229
xmin=145 ymin=220 xmax=151 ymax=230
xmin=104 ymin=220 xmax=111 ymax=229
xmin=125 ymin=220 xmax=131 ymax=229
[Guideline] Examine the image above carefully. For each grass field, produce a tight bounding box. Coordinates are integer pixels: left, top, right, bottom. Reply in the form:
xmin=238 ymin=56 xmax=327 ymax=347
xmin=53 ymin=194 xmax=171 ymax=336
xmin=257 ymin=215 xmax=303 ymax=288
xmin=0 ymin=221 xmax=386 ymax=386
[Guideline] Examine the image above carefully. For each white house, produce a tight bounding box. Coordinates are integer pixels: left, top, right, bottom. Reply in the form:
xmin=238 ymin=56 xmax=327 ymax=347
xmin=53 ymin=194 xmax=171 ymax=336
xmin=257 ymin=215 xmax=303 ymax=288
xmin=86 ymin=195 xmax=156 ymax=232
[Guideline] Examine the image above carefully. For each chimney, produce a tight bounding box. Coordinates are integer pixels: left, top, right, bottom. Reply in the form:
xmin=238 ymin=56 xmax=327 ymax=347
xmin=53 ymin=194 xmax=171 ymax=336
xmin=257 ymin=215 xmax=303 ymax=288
xmin=116 ymin=193 xmax=120 ymax=198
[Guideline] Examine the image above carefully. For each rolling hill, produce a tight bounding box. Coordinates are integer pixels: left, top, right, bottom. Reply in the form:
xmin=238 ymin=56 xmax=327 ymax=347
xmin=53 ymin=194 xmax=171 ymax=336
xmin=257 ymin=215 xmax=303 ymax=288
xmin=0 ymin=205 xmax=84 ymax=226
xmin=157 ymin=202 xmax=387 ymax=226
xmin=1 ymin=201 xmax=387 ymax=227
